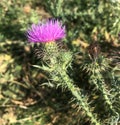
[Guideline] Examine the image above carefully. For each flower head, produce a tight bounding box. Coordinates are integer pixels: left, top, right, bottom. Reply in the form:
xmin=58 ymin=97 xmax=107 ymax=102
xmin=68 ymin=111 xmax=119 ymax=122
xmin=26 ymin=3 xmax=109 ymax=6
xmin=27 ymin=19 xmax=65 ymax=43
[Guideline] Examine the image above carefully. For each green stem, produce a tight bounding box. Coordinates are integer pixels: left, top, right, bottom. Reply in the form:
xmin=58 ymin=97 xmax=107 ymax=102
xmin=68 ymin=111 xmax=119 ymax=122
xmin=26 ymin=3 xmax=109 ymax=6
xmin=92 ymin=62 xmax=115 ymax=114
xmin=59 ymin=71 xmax=101 ymax=125
xmin=45 ymin=44 xmax=101 ymax=124
xmin=97 ymin=75 xmax=117 ymax=115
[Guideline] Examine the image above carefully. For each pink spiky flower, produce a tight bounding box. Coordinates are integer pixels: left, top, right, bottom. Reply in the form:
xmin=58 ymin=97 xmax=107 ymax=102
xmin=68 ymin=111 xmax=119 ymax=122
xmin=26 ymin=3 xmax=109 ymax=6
xmin=27 ymin=19 xmax=66 ymax=43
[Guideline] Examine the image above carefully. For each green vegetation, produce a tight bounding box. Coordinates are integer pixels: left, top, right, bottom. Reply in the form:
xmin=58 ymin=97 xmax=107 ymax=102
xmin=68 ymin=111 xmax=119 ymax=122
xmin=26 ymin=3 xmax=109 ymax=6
xmin=0 ymin=0 xmax=120 ymax=125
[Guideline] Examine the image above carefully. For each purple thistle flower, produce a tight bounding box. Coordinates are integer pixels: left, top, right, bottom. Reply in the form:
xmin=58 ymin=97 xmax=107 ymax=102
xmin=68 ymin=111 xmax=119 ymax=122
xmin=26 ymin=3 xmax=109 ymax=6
xmin=27 ymin=19 xmax=66 ymax=43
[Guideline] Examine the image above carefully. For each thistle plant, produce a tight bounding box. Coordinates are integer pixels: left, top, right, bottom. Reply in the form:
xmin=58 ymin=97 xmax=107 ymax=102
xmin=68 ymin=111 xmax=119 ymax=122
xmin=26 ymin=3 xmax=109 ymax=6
xmin=81 ymin=42 xmax=119 ymax=124
xmin=27 ymin=19 xmax=101 ymax=125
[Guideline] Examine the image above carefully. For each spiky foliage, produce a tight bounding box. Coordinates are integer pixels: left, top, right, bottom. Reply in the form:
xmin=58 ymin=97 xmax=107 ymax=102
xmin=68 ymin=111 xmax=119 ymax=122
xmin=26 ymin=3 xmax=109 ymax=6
xmin=33 ymin=41 xmax=101 ymax=125
xmin=81 ymin=42 xmax=119 ymax=124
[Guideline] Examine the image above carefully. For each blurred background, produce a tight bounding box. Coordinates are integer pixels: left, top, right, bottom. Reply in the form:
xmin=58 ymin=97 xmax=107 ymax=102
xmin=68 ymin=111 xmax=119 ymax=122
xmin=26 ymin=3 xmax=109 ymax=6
xmin=0 ymin=0 xmax=120 ymax=125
